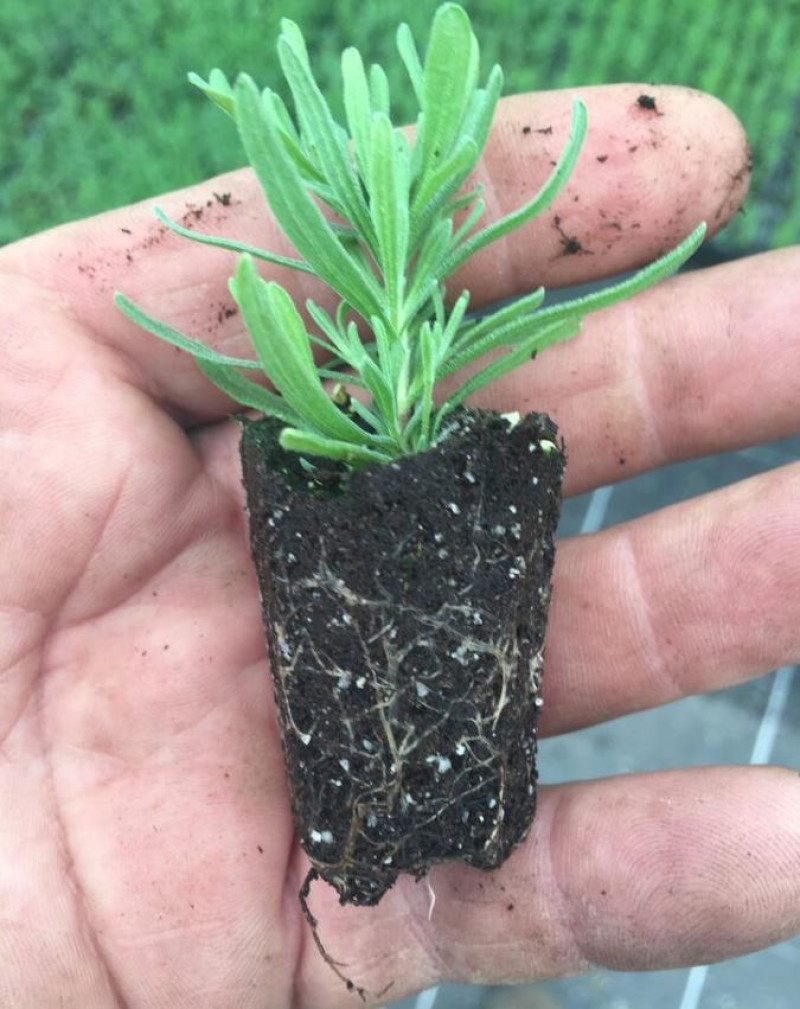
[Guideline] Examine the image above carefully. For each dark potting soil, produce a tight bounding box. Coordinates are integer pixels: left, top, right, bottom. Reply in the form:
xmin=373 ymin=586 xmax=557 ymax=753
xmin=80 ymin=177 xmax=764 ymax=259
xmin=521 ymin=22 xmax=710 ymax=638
xmin=240 ymin=408 xmax=565 ymax=908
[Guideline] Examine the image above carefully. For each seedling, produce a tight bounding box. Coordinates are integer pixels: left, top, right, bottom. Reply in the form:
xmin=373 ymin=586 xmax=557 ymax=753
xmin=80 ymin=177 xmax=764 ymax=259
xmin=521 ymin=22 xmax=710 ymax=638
xmin=116 ymin=3 xmax=704 ymax=998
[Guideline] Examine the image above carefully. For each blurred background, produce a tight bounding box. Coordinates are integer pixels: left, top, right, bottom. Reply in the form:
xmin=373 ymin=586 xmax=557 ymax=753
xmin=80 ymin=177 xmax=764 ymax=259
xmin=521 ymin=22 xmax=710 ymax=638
xmin=5 ymin=1 xmax=798 ymax=1007
xmin=3 ymin=0 xmax=800 ymax=254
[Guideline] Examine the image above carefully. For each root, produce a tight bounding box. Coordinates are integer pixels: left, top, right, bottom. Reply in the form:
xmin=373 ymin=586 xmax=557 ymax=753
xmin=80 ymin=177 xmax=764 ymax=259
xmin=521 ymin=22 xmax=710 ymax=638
xmin=299 ymin=868 xmax=367 ymax=1002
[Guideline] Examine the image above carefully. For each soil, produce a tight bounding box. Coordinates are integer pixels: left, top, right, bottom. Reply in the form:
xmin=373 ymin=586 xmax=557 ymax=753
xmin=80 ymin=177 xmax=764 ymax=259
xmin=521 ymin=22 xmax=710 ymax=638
xmin=240 ymin=406 xmax=566 ymax=919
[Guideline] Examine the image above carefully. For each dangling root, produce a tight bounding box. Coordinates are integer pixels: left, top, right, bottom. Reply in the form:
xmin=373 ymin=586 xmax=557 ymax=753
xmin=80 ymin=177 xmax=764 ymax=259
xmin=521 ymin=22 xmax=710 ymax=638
xmin=299 ymin=868 xmax=367 ymax=1002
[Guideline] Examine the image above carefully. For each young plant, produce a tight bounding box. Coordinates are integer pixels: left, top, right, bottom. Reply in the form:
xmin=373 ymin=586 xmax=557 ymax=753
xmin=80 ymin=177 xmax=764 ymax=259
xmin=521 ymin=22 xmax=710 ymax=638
xmin=116 ymin=4 xmax=706 ymax=998
xmin=116 ymin=3 xmax=703 ymax=469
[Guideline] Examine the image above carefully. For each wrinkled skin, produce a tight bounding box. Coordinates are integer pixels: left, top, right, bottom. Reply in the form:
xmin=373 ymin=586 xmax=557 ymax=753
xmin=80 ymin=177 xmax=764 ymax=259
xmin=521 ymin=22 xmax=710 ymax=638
xmin=1 ymin=84 xmax=799 ymax=1008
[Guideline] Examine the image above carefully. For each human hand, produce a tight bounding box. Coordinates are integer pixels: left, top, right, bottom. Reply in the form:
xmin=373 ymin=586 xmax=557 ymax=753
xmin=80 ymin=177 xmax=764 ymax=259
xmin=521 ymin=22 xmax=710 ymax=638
xmin=1 ymin=84 xmax=798 ymax=1009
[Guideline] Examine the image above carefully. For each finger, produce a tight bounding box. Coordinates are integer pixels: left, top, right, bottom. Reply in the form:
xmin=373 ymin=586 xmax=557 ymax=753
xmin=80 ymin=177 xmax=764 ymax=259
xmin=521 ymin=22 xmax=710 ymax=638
xmin=0 ymin=85 xmax=748 ymax=419
xmin=472 ymin=246 xmax=800 ymax=496
xmin=543 ymin=460 xmax=800 ymax=736
xmin=297 ymin=766 xmax=800 ymax=1005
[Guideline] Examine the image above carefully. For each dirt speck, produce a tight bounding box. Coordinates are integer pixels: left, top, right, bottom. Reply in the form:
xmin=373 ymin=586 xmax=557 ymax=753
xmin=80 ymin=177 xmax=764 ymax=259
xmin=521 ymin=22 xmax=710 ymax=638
xmin=553 ymin=214 xmax=589 ymax=257
xmin=217 ymin=305 xmax=239 ymax=324
xmin=635 ymin=94 xmax=662 ymax=115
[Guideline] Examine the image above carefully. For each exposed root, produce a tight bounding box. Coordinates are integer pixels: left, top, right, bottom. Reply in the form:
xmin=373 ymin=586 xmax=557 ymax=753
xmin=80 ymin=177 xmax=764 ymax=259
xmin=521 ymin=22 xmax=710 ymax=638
xmin=299 ymin=868 xmax=367 ymax=1002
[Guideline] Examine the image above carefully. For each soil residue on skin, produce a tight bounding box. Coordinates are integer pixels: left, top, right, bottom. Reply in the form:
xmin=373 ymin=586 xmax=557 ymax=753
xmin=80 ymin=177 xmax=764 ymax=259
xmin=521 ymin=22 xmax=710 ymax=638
xmin=635 ymin=93 xmax=662 ymax=115
xmin=553 ymin=214 xmax=589 ymax=257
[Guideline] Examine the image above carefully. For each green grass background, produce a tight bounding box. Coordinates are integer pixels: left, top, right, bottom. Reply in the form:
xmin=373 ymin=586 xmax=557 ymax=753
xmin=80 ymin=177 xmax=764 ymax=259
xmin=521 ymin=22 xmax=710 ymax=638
xmin=3 ymin=0 xmax=800 ymax=252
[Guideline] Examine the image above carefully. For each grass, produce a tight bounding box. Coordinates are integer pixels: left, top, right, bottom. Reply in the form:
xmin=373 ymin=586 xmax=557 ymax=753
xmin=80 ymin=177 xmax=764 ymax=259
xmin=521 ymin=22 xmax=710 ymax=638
xmin=4 ymin=0 xmax=800 ymax=251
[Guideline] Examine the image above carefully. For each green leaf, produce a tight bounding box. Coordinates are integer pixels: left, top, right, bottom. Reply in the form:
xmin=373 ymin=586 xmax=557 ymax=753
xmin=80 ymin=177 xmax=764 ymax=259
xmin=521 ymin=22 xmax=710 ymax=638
xmin=405 ymin=217 xmax=452 ymax=321
xmin=436 ymin=317 xmax=580 ymax=426
xmin=278 ymin=33 xmax=376 ymax=247
xmin=306 ymin=299 xmax=369 ymax=371
xmin=234 ymin=74 xmax=384 ymax=322
xmin=341 ymin=47 xmax=373 ymax=183
xmin=153 ymin=206 xmax=315 ymax=275
xmin=528 ymin=222 xmax=707 ymax=328
xmin=437 ymin=288 xmax=471 ymax=364
xmin=278 ymin=18 xmax=310 ymax=67
xmin=189 ymin=69 xmax=235 ymax=116
xmin=410 ymin=137 xmax=479 ymax=248
xmin=369 ymin=112 xmax=410 ymax=324
xmin=441 ymin=97 xmax=588 ymax=279
xmin=396 ymin=23 xmax=424 ymax=105
xmin=279 ymin=428 xmax=393 ymax=465
xmin=264 ymin=90 xmax=328 ymax=187
xmin=369 ymin=63 xmax=390 ymax=116
xmin=230 ymin=255 xmax=379 ymax=446
xmin=460 ymin=66 xmax=503 ymax=154
xmin=194 ymin=358 xmax=304 ymax=424
xmin=416 ymin=320 xmax=436 ymax=447
xmin=417 ymin=4 xmax=479 ymax=179
xmin=114 ymin=293 xmax=262 ymax=369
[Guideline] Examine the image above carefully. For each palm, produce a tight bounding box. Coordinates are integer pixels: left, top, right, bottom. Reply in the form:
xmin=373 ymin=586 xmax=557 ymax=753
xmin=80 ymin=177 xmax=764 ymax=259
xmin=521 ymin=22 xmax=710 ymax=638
xmin=2 ymin=85 xmax=799 ymax=1009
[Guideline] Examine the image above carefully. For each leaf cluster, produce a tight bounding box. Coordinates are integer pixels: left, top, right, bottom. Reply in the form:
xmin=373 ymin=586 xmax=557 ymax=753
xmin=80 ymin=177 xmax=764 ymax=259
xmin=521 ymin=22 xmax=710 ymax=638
xmin=116 ymin=2 xmax=705 ymax=467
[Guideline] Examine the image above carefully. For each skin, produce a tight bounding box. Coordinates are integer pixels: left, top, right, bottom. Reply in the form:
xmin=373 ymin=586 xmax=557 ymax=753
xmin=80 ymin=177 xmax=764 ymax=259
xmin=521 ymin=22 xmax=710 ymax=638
xmin=1 ymin=82 xmax=799 ymax=1008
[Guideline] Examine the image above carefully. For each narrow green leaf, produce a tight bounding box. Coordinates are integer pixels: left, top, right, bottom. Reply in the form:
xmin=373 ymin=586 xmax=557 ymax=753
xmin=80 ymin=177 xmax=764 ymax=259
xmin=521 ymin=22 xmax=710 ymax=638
xmin=450 ymin=286 xmax=546 ymax=358
xmin=417 ymin=4 xmax=479 ymax=179
xmin=278 ymin=36 xmax=376 ymax=247
xmin=347 ymin=396 xmax=388 ymax=435
xmin=436 ymin=317 xmax=580 ymax=426
xmin=234 ymin=74 xmax=384 ymax=321
xmin=449 ymin=182 xmax=483 ymax=213
xmin=114 ymin=293 xmax=262 ymax=369
xmin=368 ymin=315 xmax=404 ymax=400
xmin=342 ymin=47 xmax=374 ymax=183
xmin=441 ymin=306 xmax=564 ymax=378
xmin=188 ymin=69 xmax=235 ymax=116
xmin=265 ymin=91 xmax=328 ymax=187
xmin=441 ymin=97 xmax=588 ymax=279
xmin=369 ymin=112 xmax=410 ymax=324
xmin=410 ymin=137 xmax=479 ymax=247
xmin=153 ymin=206 xmax=314 ymax=275
xmin=437 ymin=289 xmax=471 ymax=363
xmin=417 ymin=321 xmax=435 ymax=446
xmin=306 ymin=299 xmax=369 ymax=371
xmin=369 ymin=63 xmax=390 ymax=115
xmin=279 ymin=428 xmax=393 ymax=465
xmin=450 ymin=195 xmax=485 ymax=248
xmin=317 ymin=368 xmax=367 ymax=387
xmin=230 ymin=256 xmax=377 ymax=446
xmin=528 ymin=222 xmax=707 ymax=328
xmin=194 ymin=357 xmax=304 ymax=424
xmin=360 ymin=355 xmax=401 ymax=440
xmin=279 ymin=18 xmax=309 ymax=67
xmin=396 ymin=23 xmax=423 ymax=105
xmin=405 ymin=218 xmax=452 ymax=321
xmin=460 ymin=65 xmax=503 ymax=154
